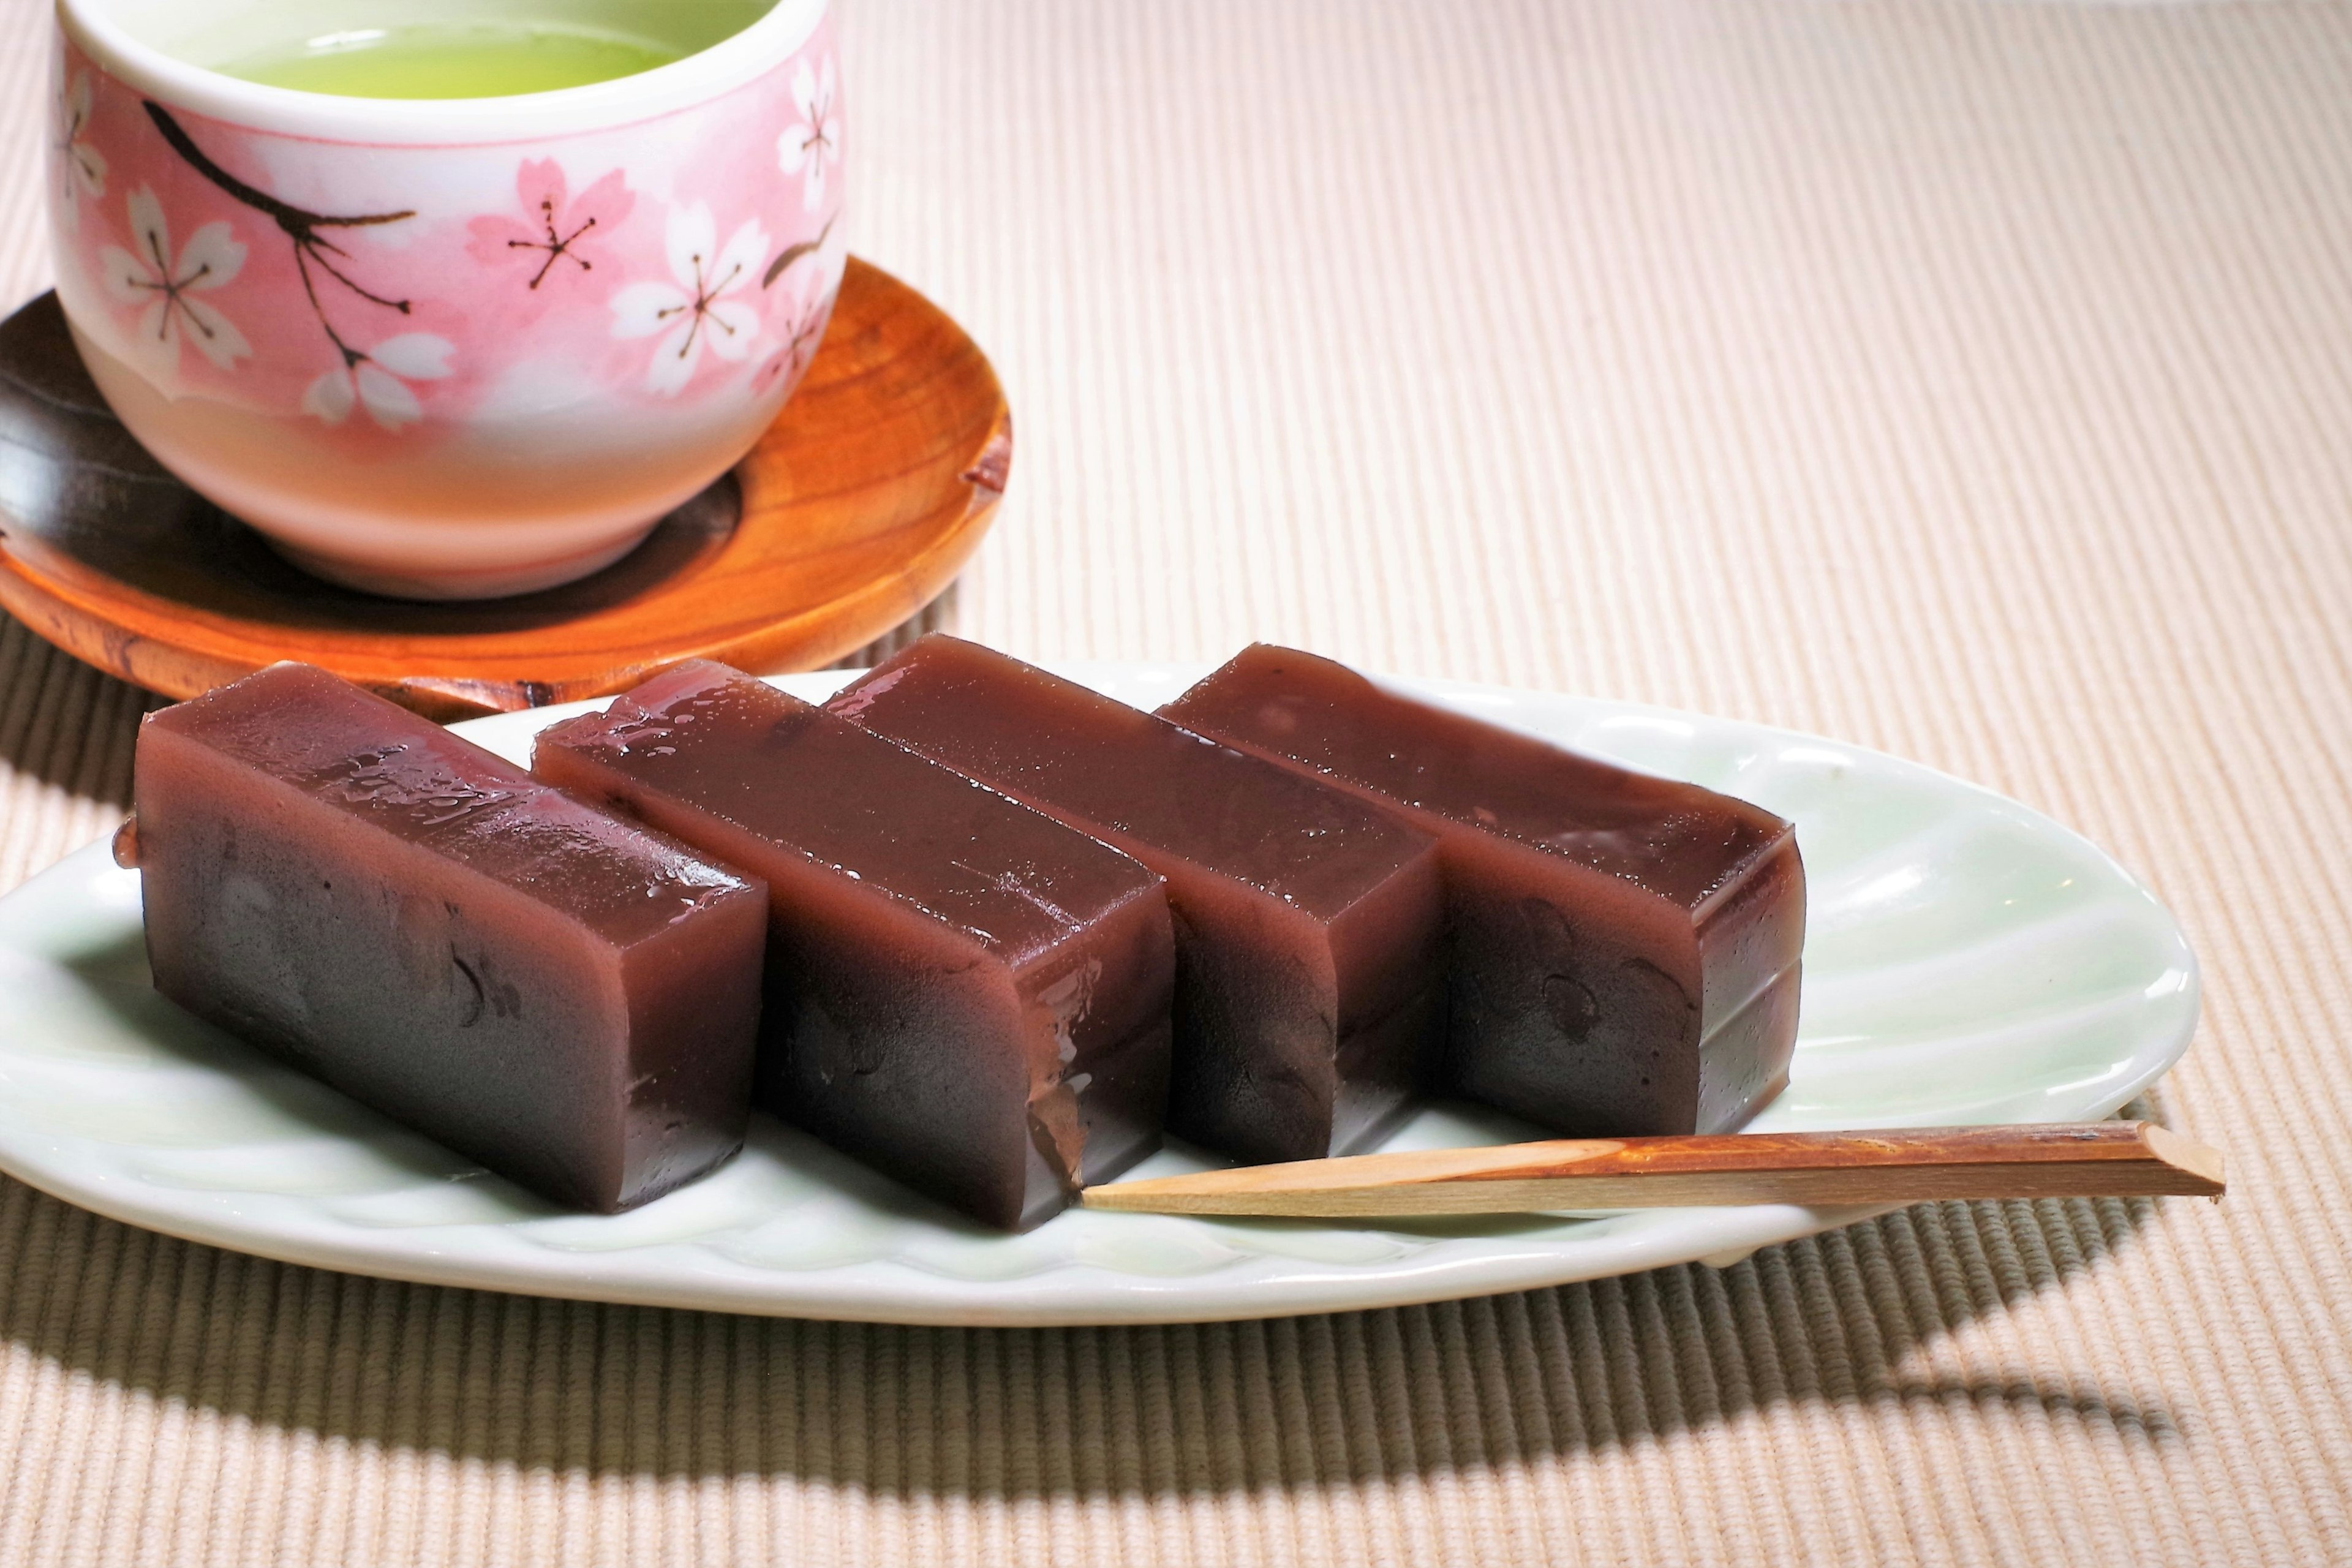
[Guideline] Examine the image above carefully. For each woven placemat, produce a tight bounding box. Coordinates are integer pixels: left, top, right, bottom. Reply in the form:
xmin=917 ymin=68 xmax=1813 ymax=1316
xmin=2 ymin=1 xmax=2348 ymax=1562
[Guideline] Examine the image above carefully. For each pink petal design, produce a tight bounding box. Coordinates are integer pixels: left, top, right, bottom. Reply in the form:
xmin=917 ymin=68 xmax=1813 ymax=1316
xmin=465 ymin=213 xmax=540 ymax=266
xmin=469 ymin=160 xmax=635 ymax=284
xmin=564 ymin=169 xmax=636 ymax=238
xmin=516 ymin=157 xmax=570 ymax=219
xmin=468 ymin=157 xmax=570 ymax=269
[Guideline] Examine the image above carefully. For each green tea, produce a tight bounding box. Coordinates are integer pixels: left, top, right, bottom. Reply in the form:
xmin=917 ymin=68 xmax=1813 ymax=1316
xmin=221 ymin=24 xmax=685 ymax=99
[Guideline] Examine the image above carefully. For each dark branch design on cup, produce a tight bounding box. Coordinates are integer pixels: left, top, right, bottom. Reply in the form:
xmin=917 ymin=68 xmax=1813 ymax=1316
xmin=143 ymin=101 xmax=415 ymax=372
xmin=763 ymin=214 xmax=834 ymax=290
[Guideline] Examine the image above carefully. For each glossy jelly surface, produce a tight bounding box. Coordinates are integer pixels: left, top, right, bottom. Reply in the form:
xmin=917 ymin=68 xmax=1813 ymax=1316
xmin=829 ymin=636 xmax=1446 ymax=1164
xmin=1163 ymin=644 xmax=1805 ymax=1137
xmin=536 ymin=661 xmax=1175 ymax=1230
xmin=135 ymin=662 xmax=767 ymax=1212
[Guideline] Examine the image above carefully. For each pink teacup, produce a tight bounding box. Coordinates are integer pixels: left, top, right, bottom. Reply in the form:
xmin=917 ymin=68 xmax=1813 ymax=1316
xmin=49 ymin=0 xmax=846 ymax=599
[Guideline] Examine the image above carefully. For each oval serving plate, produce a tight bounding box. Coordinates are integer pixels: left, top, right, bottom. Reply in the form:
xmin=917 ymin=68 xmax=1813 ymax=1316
xmin=0 ymin=666 xmax=2199 ymax=1326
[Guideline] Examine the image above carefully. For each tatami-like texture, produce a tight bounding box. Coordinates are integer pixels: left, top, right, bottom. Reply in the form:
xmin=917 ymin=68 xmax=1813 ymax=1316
xmin=0 ymin=1 xmax=2346 ymax=1561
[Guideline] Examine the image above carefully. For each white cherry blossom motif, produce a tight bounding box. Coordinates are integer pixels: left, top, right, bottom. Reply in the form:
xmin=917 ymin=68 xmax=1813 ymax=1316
xmin=775 ymin=58 xmax=841 ymax=214
xmin=53 ymin=72 xmax=106 ymax=228
xmin=302 ymin=334 xmax=455 ymax=431
xmin=608 ymin=204 xmax=768 ymax=396
xmin=98 ymin=187 xmax=249 ymax=373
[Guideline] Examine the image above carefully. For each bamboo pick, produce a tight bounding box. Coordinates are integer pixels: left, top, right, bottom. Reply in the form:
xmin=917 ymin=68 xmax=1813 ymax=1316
xmin=1079 ymin=1123 xmax=2225 ymax=1219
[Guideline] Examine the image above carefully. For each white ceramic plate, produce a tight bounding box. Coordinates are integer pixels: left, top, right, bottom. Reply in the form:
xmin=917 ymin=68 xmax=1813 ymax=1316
xmin=0 ymin=666 xmax=2198 ymax=1326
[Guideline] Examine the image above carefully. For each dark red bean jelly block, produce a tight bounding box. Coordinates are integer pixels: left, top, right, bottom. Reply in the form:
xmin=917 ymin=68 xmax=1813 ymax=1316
xmin=827 ymin=636 xmax=1447 ymax=1165
xmin=1160 ymin=644 xmax=1805 ymax=1137
xmin=533 ymin=662 xmax=1175 ymax=1231
xmin=130 ymin=662 xmax=768 ymax=1213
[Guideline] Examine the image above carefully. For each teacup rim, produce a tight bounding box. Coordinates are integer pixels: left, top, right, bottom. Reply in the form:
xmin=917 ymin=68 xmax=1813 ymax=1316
xmin=57 ymin=0 xmax=829 ymax=144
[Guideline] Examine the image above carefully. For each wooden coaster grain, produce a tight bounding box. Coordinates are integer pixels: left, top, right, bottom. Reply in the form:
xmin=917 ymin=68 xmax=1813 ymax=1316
xmin=0 ymin=258 xmax=1009 ymax=720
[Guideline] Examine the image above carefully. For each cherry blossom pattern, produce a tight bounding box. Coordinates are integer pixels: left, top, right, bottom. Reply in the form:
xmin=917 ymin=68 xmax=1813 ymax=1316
xmin=609 ymin=204 xmax=769 ymax=396
xmin=99 ymin=187 xmax=250 ymax=374
xmin=775 ymin=58 xmax=841 ymax=214
xmin=302 ymin=334 xmax=455 ymax=431
xmin=752 ymin=299 xmax=832 ymax=396
xmin=145 ymin=104 xmax=417 ymax=390
xmin=52 ymin=72 xmax=107 ymax=228
xmin=466 ymin=159 xmax=635 ymax=295
xmin=755 ymin=255 xmax=840 ymax=394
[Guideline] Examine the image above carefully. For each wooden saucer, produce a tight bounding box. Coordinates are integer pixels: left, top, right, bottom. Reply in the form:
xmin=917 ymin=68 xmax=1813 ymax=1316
xmin=0 ymin=258 xmax=1009 ymax=719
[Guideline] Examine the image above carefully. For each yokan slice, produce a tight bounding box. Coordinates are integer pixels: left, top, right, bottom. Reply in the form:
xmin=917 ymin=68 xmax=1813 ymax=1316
xmin=827 ymin=636 xmax=1446 ymax=1164
xmin=130 ymin=662 xmax=769 ymax=1213
xmin=1161 ymin=644 xmax=1805 ymax=1137
xmin=533 ymin=661 xmax=1175 ymax=1231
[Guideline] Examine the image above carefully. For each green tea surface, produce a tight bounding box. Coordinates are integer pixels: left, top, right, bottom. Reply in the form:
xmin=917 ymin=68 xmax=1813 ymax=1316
xmin=222 ymin=24 xmax=684 ymax=99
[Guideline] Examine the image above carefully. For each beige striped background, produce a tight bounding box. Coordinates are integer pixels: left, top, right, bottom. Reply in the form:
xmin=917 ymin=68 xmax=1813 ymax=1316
xmin=2 ymin=0 xmax=2350 ymax=1561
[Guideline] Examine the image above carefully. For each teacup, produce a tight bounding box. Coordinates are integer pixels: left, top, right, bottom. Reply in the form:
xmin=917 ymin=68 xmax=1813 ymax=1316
xmin=48 ymin=0 xmax=846 ymax=599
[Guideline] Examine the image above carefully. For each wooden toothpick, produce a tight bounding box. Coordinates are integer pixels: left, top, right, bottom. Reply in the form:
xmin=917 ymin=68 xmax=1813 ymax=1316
xmin=1080 ymin=1123 xmax=2225 ymax=1219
